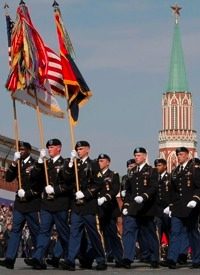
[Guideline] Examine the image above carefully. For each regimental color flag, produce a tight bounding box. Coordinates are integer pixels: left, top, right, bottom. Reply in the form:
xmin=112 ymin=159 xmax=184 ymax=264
xmin=5 ymin=2 xmax=65 ymax=118
xmin=53 ymin=3 xmax=92 ymax=124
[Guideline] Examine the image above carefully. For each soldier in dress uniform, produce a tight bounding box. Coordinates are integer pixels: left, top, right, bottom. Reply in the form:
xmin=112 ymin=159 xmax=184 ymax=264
xmin=24 ymin=138 xmax=74 ymax=269
xmin=164 ymin=147 xmax=200 ymax=269
xmin=0 ymin=141 xmax=42 ymax=269
xmin=154 ymin=159 xmax=171 ymax=242
xmin=153 ymin=158 xmax=171 ymax=261
xmin=121 ymin=147 xmax=159 ymax=269
xmin=120 ymin=159 xmax=136 ymax=199
xmin=59 ymin=141 xmax=107 ymax=271
xmin=97 ymin=154 xmax=123 ymax=267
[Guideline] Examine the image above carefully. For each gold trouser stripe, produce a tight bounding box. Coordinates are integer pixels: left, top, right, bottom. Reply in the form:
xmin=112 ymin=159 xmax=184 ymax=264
xmin=95 ymin=214 xmax=105 ymax=250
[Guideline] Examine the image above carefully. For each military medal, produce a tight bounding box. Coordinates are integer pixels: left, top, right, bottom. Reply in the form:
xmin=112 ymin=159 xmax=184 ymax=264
xmin=165 ymin=180 xmax=168 ymax=191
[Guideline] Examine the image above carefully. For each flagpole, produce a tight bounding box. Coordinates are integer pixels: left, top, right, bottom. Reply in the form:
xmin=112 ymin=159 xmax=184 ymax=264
xmin=4 ymin=3 xmax=22 ymax=189
xmin=31 ymin=85 xmax=49 ymax=186
xmin=12 ymin=98 xmax=22 ymax=189
xmin=64 ymin=84 xmax=80 ymax=191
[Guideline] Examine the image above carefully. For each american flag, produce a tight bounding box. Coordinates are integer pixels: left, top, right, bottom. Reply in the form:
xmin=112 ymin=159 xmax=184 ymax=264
xmin=5 ymin=5 xmax=65 ymax=119
xmin=5 ymin=13 xmax=14 ymax=67
xmin=45 ymin=46 xmax=65 ymax=97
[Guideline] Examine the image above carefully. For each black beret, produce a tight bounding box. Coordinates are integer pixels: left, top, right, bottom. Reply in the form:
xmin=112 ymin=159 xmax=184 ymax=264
xmin=46 ymin=138 xmax=62 ymax=148
xmin=75 ymin=140 xmax=90 ymax=150
xmin=97 ymin=154 xmax=111 ymax=161
xmin=126 ymin=158 xmax=135 ymax=167
xmin=19 ymin=141 xmax=32 ymax=150
xmin=175 ymin=147 xmax=189 ymax=155
xmin=134 ymin=147 xmax=147 ymax=155
xmin=154 ymin=158 xmax=167 ymax=166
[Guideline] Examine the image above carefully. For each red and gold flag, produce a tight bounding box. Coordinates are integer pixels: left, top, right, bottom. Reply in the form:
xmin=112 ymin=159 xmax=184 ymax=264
xmin=5 ymin=3 xmax=65 ymax=118
xmin=53 ymin=3 xmax=92 ymax=124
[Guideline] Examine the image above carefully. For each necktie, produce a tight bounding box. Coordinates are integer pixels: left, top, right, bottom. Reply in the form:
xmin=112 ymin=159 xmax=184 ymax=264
xmin=180 ymin=165 xmax=184 ymax=172
xmin=137 ymin=166 xmax=140 ymax=172
xmin=158 ymin=174 xmax=162 ymax=181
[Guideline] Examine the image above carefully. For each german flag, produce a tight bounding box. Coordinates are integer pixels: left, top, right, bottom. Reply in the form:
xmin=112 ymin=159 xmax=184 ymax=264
xmin=53 ymin=2 xmax=92 ymax=124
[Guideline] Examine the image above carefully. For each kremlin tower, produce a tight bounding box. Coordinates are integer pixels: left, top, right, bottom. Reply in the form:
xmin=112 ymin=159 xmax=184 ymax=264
xmin=158 ymin=4 xmax=197 ymax=172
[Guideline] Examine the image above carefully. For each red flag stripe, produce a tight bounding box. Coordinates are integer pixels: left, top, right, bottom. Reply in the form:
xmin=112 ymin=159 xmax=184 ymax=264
xmin=45 ymin=46 xmax=65 ymax=96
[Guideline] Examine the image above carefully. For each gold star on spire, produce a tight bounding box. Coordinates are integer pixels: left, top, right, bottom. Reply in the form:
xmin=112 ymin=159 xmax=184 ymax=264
xmin=171 ymin=4 xmax=182 ymax=23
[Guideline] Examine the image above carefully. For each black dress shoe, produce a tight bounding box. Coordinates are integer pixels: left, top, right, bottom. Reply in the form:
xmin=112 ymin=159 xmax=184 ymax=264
xmin=115 ymin=260 xmax=123 ymax=268
xmin=24 ymin=258 xmax=35 ymax=266
xmin=121 ymin=258 xmax=132 ymax=269
xmin=59 ymin=260 xmax=75 ymax=271
xmin=150 ymin=261 xmax=160 ymax=268
xmin=139 ymin=258 xmax=151 ymax=263
xmin=107 ymin=255 xmax=114 ymax=263
xmin=167 ymin=259 xmax=176 ymax=269
xmin=24 ymin=258 xmax=46 ymax=270
xmin=46 ymin=257 xmax=60 ymax=268
xmin=160 ymin=260 xmax=168 ymax=267
xmin=96 ymin=262 xmax=107 ymax=270
xmin=79 ymin=261 xmax=93 ymax=269
xmin=191 ymin=263 xmax=200 ymax=268
xmin=0 ymin=258 xmax=14 ymax=269
xmin=33 ymin=261 xmax=47 ymax=270
xmin=177 ymin=253 xmax=187 ymax=265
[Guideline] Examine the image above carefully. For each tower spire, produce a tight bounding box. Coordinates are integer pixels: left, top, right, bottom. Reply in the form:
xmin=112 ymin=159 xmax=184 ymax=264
xmin=158 ymin=4 xmax=197 ymax=172
xmin=166 ymin=4 xmax=188 ymax=92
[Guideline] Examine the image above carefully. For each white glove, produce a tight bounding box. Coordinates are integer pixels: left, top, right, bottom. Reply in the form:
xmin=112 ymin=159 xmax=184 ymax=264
xmin=187 ymin=200 xmax=197 ymax=208
xmin=97 ymin=197 xmax=107 ymax=206
xmin=18 ymin=189 xmax=25 ymax=198
xmin=14 ymin=151 xmax=21 ymax=162
xmin=45 ymin=185 xmax=54 ymax=194
xmin=134 ymin=196 xmax=143 ymax=204
xmin=163 ymin=206 xmax=172 ymax=217
xmin=70 ymin=149 xmax=78 ymax=160
xmin=121 ymin=190 xmax=126 ymax=197
xmin=76 ymin=191 xmax=85 ymax=200
xmin=122 ymin=208 xmax=128 ymax=215
xmin=38 ymin=149 xmax=47 ymax=163
xmin=40 ymin=149 xmax=46 ymax=159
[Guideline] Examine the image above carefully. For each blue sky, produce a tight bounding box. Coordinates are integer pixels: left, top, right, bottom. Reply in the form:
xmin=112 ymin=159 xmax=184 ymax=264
xmin=0 ymin=0 xmax=200 ymax=175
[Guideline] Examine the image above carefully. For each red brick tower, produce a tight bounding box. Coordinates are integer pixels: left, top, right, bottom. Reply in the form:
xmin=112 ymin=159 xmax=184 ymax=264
xmin=158 ymin=5 xmax=197 ymax=171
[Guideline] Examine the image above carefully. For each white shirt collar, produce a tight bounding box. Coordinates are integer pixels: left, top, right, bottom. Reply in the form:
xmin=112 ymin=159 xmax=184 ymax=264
xmin=52 ymin=155 xmax=60 ymax=163
xmin=160 ymin=171 xmax=167 ymax=179
xmin=138 ymin=162 xmax=146 ymax=171
xmin=80 ymin=156 xmax=89 ymax=163
xmin=23 ymin=156 xmax=30 ymax=164
xmin=181 ymin=161 xmax=189 ymax=169
xmin=102 ymin=168 xmax=109 ymax=174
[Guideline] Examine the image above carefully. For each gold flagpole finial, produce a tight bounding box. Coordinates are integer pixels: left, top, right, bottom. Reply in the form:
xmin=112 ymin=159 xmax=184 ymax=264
xmin=171 ymin=3 xmax=182 ymax=24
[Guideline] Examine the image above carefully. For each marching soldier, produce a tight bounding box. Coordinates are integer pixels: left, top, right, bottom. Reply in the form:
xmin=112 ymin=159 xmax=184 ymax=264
xmin=121 ymin=159 xmax=136 ymax=199
xmin=121 ymin=147 xmax=159 ymax=268
xmin=97 ymin=154 xmax=123 ymax=267
xmin=164 ymin=147 xmax=200 ymax=269
xmin=60 ymin=141 xmax=107 ymax=271
xmin=0 ymin=141 xmax=42 ymax=269
xmin=24 ymin=138 xmax=74 ymax=269
xmin=154 ymin=158 xmax=171 ymax=242
xmin=154 ymin=158 xmax=171 ymax=261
